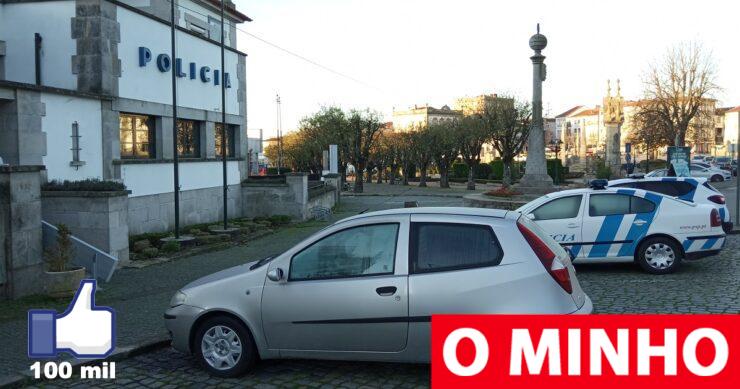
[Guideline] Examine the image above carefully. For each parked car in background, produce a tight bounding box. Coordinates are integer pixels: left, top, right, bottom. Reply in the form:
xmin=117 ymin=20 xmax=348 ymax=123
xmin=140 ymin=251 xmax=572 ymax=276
xmin=165 ymin=207 xmax=592 ymax=377
xmin=714 ymin=156 xmax=732 ymax=171
xmin=609 ymin=177 xmax=732 ymax=233
xmin=517 ymin=180 xmax=726 ymax=274
xmin=689 ymin=164 xmax=731 ymax=182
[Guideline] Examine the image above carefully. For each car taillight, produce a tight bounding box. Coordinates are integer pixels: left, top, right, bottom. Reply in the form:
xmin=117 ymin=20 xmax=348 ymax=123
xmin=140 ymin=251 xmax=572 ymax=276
xmin=516 ymin=221 xmax=572 ymax=294
xmin=710 ymin=209 xmax=722 ymax=227
xmin=708 ymin=195 xmax=725 ymax=204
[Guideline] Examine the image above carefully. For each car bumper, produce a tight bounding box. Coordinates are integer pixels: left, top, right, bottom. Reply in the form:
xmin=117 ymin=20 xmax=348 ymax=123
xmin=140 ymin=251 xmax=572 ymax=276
xmin=572 ymin=295 xmax=593 ymax=314
xmin=164 ymin=304 xmax=205 ymax=354
xmin=723 ymin=222 xmax=733 ymax=233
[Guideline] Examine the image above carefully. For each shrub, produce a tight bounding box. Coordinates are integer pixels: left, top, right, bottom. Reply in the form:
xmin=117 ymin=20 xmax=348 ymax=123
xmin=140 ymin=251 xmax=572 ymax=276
xmin=45 ymin=224 xmax=74 ymax=272
xmin=451 ymin=162 xmax=469 ymax=178
xmin=268 ymin=215 xmax=291 ymax=226
xmin=596 ymin=160 xmax=612 ymax=179
xmin=266 ymin=167 xmax=292 ymax=175
xmin=160 ymin=240 xmax=181 ymax=254
xmin=546 ymin=159 xmax=568 ymax=183
xmin=484 ymin=187 xmax=522 ymax=198
xmin=42 ymin=179 xmax=126 ymax=192
xmin=476 ymin=163 xmax=492 ymax=180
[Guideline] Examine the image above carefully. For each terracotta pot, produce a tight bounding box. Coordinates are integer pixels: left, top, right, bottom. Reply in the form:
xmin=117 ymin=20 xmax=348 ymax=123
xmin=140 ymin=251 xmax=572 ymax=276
xmin=44 ymin=267 xmax=86 ymax=298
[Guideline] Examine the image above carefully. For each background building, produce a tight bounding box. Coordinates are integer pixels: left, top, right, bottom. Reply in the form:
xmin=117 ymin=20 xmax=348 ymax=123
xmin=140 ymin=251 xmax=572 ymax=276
xmin=391 ymin=104 xmax=461 ymax=130
xmin=0 ymin=0 xmax=251 ymax=235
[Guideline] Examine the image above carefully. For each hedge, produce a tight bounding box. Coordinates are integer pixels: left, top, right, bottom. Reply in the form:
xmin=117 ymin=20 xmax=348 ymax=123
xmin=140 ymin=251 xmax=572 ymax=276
xmin=266 ymin=167 xmax=292 ymax=175
xmin=42 ymin=179 xmax=127 ymax=192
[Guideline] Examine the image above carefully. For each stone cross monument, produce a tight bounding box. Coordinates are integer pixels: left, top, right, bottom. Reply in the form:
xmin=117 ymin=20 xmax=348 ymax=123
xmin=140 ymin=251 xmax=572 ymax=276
xmin=519 ymin=24 xmax=554 ymax=191
xmin=603 ymin=79 xmax=624 ymax=176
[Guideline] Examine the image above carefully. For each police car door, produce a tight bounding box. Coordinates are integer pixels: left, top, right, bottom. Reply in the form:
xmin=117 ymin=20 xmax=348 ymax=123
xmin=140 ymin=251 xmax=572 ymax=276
xmin=581 ymin=192 xmax=658 ymax=260
xmin=527 ymin=195 xmax=584 ymax=254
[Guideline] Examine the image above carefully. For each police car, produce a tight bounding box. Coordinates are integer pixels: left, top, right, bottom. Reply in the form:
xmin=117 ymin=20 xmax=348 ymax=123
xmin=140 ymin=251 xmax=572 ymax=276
xmin=516 ymin=180 xmax=726 ymax=274
xmin=608 ymin=177 xmax=732 ymax=233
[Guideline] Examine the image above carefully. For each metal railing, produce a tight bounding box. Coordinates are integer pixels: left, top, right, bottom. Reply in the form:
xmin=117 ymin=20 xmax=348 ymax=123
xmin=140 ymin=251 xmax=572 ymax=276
xmin=41 ymin=221 xmax=119 ymax=282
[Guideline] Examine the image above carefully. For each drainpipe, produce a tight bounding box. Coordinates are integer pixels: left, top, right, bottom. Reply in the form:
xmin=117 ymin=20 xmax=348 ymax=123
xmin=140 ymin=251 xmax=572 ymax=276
xmin=34 ymin=33 xmax=42 ymax=85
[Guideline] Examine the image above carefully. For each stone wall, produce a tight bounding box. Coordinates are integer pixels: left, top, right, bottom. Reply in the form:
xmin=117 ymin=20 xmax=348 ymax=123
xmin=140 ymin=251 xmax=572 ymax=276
xmin=241 ymin=173 xmax=337 ymax=221
xmin=41 ymin=191 xmax=130 ymax=262
xmin=0 ymin=89 xmax=47 ymax=166
xmin=127 ymin=183 xmax=242 ymax=235
xmin=0 ymin=166 xmax=45 ymax=299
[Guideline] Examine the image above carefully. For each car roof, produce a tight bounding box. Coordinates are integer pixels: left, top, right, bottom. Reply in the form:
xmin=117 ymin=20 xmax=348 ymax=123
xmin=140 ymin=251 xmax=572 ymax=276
xmin=338 ymin=206 xmax=511 ymax=224
xmin=609 ymin=177 xmax=707 ymax=185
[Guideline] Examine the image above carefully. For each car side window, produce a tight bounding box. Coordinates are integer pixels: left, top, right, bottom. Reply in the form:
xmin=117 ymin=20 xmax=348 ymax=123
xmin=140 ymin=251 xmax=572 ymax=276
xmin=531 ymin=195 xmax=582 ymax=220
xmin=410 ymin=223 xmax=503 ymax=274
xmin=589 ymin=194 xmax=655 ymax=216
xmin=289 ymin=223 xmax=399 ymax=281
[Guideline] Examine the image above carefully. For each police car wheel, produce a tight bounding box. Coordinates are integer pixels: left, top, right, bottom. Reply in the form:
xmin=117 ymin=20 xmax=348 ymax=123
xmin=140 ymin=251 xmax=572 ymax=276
xmin=637 ymin=237 xmax=682 ymax=274
xmin=710 ymin=175 xmax=723 ymax=182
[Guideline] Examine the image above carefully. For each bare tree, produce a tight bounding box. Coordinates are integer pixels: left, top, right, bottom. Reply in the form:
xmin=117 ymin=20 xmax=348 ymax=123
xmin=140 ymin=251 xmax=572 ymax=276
xmin=347 ymin=110 xmax=384 ymax=193
xmin=640 ymin=42 xmax=719 ymax=146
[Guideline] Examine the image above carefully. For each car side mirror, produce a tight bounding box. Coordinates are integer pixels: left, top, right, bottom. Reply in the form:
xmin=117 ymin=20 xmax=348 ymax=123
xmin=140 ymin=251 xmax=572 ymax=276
xmin=526 ymin=213 xmax=536 ymax=220
xmin=267 ymin=268 xmax=284 ymax=282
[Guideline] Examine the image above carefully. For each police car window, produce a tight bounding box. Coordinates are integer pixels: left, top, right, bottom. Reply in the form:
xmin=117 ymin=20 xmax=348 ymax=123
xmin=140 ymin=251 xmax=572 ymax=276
xmin=531 ymin=195 xmax=582 ymax=220
xmin=589 ymin=194 xmax=630 ymax=216
xmin=589 ymin=194 xmax=655 ymax=216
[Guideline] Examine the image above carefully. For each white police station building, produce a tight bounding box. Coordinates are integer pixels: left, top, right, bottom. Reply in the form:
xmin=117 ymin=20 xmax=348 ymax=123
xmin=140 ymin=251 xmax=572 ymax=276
xmin=0 ymin=0 xmax=252 ymax=235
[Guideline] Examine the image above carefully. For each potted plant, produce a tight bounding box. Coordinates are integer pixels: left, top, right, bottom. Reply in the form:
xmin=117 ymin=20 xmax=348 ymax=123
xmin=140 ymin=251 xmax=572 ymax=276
xmin=44 ymin=224 xmax=85 ymax=297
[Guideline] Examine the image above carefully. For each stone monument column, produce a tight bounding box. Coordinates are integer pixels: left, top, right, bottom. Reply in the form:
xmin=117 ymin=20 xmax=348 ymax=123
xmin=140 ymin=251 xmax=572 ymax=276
xmin=603 ymin=80 xmax=624 ymax=177
xmin=519 ymin=24 xmax=554 ymax=191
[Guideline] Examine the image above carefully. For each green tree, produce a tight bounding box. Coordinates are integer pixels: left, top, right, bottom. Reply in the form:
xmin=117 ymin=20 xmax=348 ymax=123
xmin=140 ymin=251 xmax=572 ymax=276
xmin=483 ymin=96 xmax=532 ymax=187
xmin=428 ymin=121 xmax=459 ymax=188
xmin=408 ymin=124 xmax=435 ymax=187
xmin=456 ymin=115 xmax=489 ymax=190
xmin=347 ymin=109 xmax=384 ymax=193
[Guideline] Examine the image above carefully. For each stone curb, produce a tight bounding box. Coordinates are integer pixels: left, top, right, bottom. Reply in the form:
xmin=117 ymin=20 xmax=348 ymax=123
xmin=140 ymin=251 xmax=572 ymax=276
xmin=341 ymin=192 xmax=472 ymax=198
xmin=0 ymin=338 xmax=170 ymax=389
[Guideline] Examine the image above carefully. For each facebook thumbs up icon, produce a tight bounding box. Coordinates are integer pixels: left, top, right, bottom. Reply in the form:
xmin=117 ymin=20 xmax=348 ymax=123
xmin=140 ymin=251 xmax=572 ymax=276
xmin=28 ymin=280 xmax=116 ymax=358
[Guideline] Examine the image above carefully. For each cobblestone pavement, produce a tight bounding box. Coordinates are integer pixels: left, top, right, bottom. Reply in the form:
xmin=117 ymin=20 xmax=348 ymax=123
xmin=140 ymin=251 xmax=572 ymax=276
xmin=10 ymin=190 xmax=740 ymax=388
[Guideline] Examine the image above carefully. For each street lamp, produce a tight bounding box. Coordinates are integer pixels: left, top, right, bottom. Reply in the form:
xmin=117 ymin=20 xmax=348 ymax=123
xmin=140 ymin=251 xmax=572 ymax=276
xmin=548 ymin=139 xmax=563 ymax=184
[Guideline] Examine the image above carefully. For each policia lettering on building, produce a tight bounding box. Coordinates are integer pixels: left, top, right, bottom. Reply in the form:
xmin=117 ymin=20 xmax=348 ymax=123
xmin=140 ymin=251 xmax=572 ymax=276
xmin=137 ymin=47 xmax=231 ymax=88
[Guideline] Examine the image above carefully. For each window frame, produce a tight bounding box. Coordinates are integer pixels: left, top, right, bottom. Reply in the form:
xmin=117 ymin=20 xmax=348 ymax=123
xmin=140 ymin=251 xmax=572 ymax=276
xmin=215 ymin=123 xmax=236 ymax=158
xmin=119 ymin=113 xmax=155 ymax=159
xmin=176 ymin=119 xmax=201 ymax=158
xmin=288 ymin=222 xmax=400 ymax=282
xmin=409 ymin=222 xmax=504 ymax=275
xmin=531 ymin=195 xmax=583 ymax=221
xmin=588 ymin=194 xmax=656 ymax=217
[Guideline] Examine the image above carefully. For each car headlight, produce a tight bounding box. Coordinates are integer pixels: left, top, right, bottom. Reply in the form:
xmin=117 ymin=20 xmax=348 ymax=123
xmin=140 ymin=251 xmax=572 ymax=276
xmin=169 ymin=291 xmax=187 ymax=308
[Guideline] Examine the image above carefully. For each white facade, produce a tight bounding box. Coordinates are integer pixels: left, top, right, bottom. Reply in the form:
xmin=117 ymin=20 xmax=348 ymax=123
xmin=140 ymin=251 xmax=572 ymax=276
xmin=121 ymin=160 xmax=240 ymax=196
xmin=0 ymin=1 xmax=77 ymax=89
xmin=117 ymin=6 xmax=240 ymax=115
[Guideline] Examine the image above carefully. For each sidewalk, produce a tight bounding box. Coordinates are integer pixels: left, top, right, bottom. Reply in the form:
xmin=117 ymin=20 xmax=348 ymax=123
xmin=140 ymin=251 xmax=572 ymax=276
xmin=0 ymin=216 xmax=344 ymax=384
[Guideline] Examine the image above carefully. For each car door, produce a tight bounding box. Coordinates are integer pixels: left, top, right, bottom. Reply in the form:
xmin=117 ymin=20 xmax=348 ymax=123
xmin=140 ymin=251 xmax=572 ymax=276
xmin=581 ymin=192 xmax=658 ymax=259
xmin=690 ymin=165 xmax=710 ymax=178
xmin=261 ymin=215 xmax=409 ymax=353
xmin=526 ymin=195 xmax=585 ymax=256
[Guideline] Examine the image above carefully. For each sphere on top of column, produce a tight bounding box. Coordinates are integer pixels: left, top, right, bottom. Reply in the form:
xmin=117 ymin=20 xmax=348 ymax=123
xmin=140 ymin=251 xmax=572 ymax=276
xmin=529 ymin=23 xmax=547 ymax=52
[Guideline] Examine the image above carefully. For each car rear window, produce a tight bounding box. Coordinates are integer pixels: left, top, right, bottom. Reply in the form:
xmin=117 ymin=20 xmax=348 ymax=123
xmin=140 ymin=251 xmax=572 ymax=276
xmin=612 ymin=181 xmax=695 ymax=197
xmin=702 ymin=182 xmax=719 ymax=193
xmin=410 ymin=223 xmax=503 ymax=274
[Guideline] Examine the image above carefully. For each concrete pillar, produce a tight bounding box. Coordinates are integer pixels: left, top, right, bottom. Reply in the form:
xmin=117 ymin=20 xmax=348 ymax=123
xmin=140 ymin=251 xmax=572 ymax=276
xmin=519 ymin=25 xmax=553 ymax=190
xmin=323 ymin=173 xmax=340 ymax=205
xmin=101 ymin=100 xmax=120 ymax=179
xmin=159 ymin=116 xmax=174 ymax=159
xmin=72 ymin=0 xmax=121 ymax=96
xmin=0 ymin=90 xmax=46 ymax=166
xmin=0 ymin=165 xmax=45 ymax=299
xmin=204 ymin=121 xmax=216 ymax=159
xmin=285 ymin=173 xmax=308 ymax=219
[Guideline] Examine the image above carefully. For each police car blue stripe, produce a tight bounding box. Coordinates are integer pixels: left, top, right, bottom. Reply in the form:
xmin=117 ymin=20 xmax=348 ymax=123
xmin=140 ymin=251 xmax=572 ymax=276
xmin=719 ymin=207 xmax=726 ymax=220
xmin=588 ymin=214 xmax=624 ymax=258
xmin=701 ymin=238 xmax=718 ymax=250
xmin=614 ymin=190 xmax=663 ymax=257
xmin=570 ymin=245 xmax=582 ymax=257
xmin=682 ymin=239 xmax=693 ymax=252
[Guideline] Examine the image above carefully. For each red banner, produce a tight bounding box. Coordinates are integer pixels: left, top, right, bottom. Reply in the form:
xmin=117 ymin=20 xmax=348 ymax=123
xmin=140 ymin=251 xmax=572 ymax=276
xmin=431 ymin=315 xmax=739 ymax=388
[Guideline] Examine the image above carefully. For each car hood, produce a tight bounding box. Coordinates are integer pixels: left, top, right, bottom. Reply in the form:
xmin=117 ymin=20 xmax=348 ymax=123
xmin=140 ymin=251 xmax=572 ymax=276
xmin=183 ymin=261 xmax=266 ymax=291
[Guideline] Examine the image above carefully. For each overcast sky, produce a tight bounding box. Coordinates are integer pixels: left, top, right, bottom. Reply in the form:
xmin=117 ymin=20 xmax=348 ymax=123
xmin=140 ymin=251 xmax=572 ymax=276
xmin=233 ymin=0 xmax=740 ymax=138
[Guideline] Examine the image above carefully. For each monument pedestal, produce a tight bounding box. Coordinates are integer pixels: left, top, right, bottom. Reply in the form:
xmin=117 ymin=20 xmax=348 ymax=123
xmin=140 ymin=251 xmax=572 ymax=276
xmin=605 ymin=123 xmax=621 ymax=177
xmin=517 ymin=173 xmax=556 ymax=195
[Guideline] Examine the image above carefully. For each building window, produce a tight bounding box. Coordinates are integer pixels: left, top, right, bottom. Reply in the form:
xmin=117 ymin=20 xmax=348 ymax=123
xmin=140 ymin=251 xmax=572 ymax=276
xmin=177 ymin=119 xmax=201 ymax=157
xmin=215 ymin=123 xmax=235 ymax=157
xmin=120 ymin=113 xmax=154 ymax=159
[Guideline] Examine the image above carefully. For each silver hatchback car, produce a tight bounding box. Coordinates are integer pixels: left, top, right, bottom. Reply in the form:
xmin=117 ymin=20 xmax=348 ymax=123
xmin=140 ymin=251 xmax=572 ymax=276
xmin=164 ymin=207 xmax=592 ymax=377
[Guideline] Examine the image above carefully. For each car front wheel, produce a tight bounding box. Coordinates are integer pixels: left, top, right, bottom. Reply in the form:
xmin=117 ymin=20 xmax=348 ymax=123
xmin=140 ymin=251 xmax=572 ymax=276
xmin=194 ymin=316 xmax=257 ymax=377
xmin=710 ymin=174 xmax=723 ymax=182
xmin=637 ymin=237 xmax=682 ymax=274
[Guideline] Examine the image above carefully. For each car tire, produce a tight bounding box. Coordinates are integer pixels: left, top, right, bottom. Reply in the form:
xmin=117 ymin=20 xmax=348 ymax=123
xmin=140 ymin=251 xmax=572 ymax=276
xmin=194 ymin=316 xmax=258 ymax=377
xmin=710 ymin=174 xmax=723 ymax=182
xmin=637 ymin=237 xmax=682 ymax=274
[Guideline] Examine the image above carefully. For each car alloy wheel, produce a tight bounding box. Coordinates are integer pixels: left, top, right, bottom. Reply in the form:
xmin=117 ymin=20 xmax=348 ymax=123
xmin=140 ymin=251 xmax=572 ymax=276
xmin=195 ymin=316 xmax=257 ymax=377
xmin=637 ymin=237 xmax=682 ymax=274
xmin=201 ymin=325 xmax=242 ymax=371
xmin=644 ymin=243 xmax=675 ymax=270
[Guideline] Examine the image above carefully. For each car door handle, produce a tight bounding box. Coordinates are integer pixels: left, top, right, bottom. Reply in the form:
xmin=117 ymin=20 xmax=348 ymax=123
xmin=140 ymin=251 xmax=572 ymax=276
xmin=633 ymin=219 xmax=647 ymax=226
xmin=376 ymin=286 xmax=397 ymax=296
xmin=567 ymin=223 xmax=579 ymax=228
